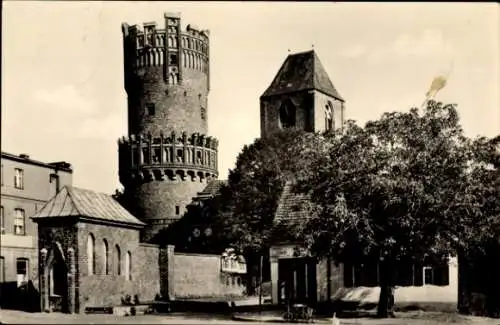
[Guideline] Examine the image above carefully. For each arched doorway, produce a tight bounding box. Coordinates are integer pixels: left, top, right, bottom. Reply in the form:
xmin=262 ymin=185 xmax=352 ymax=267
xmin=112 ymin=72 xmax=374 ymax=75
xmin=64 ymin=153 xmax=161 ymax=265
xmin=42 ymin=242 xmax=73 ymax=313
xmin=48 ymin=253 xmax=68 ymax=312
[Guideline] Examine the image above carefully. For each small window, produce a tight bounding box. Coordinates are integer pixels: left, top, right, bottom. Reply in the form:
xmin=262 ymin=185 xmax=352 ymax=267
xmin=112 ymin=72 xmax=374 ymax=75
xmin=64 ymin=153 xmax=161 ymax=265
xmin=103 ymin=239 xmax=109 ymax=275
xmin=125 ymin=251 xmax=132 ymax=281
xmin=16 ymin=258 xmax=29 ymax=287
xmin=87 ymin=234 xmax=96 ymax=275
xmin=14 ymin=168 xmax=24 ymax=189
xmin=14 ymin=208 xmax=25 ymax=235
xmin=169 ymin=54 xmax=178 ymax=65
xmin=279 ymin=101 xmax=296 ymax=129
xmin=142 ymin=148 xmax=150 ymax=165
xmin=176 ymin=149 xmax=184 ymax=162
xmin=115 ymin=245 xmax=121 ymax=275
xmin=200 ymin=107 xmax=206 ymax=121
xmin=325 ymin=101 xmax=334 ymax=132
xmin=153 ymin=148 xmax=161 ymax=163
xmin=175 ymin=206 xmax=180 ymax=215
xmin=146 ymin=103 xmax=155 ymax=116
xmin=0 ymin=206 xmax=4 ymax=234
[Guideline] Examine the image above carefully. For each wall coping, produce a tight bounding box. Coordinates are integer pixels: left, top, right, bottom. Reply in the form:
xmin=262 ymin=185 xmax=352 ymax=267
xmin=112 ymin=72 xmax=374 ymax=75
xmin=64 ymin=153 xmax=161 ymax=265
xmin=174 ymin=252 xmax=221 ymax=258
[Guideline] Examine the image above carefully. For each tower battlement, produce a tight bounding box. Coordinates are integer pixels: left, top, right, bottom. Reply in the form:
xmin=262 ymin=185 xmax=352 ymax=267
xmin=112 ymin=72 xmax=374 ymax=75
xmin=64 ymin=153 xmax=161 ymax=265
xmin=122 ymin=13 xmax=210 ymax=89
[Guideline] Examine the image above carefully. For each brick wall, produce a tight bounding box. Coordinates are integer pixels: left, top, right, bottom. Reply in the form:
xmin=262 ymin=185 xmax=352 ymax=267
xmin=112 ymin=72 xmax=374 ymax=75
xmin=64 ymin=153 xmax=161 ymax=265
xmin=76 ymin=222 xmax=160 ymax=311
xmin=312 ymin=91 xmax=344 ymax=133
xmin=173 ymin=252 xmax=245 ymax=298
xmin=132 ymin=179 xmax=208 ymax=242
xmin=127 ymin=61 xmax=209 ymax=137
xmin=260 ymin=92 xmax=313 ymax=138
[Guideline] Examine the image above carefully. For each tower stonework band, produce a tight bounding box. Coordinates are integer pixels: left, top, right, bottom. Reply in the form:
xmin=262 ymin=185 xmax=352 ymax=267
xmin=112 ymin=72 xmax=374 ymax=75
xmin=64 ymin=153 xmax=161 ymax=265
xmin=119 ymin=13 xmax=218 ymax=242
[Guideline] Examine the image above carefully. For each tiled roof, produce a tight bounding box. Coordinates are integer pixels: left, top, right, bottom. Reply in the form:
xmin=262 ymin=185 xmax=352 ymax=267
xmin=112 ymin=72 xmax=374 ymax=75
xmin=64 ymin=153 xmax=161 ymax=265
xmin=261 ymin=50 xmax=344 ymax=101
xmin=196 ymin=180 xmax=227 ymax=198
xmin=274 ymin=181 xmax=311 ymax=226
xmin=31 ymin=186 xmax=145 ymax=227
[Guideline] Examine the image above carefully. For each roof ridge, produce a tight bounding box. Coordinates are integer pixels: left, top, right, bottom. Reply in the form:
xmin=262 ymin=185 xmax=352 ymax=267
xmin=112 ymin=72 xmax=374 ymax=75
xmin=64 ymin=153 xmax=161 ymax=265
xmin=65 ymin=186 xmax=83 ymax=216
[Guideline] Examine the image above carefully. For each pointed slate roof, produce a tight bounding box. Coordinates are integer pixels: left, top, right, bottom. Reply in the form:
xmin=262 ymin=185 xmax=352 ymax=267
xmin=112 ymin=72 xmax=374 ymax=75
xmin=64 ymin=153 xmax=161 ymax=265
xmin=31 ymin=186 xmax=145 ymax=227
xmin=261 ymin=50 xmax=344 ymax=101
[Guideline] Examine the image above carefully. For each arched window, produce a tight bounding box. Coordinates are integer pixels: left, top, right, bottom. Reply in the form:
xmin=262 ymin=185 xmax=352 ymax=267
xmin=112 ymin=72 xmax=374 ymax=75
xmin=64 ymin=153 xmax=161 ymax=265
xmin=114 ymin=245 xmax=121 ymax=275
xmin=87 ymin=234 xmax=95 ymax=275
xmin=279 ymin=100 xmax=296 ymax=129
xmin=102 ymin=239 xmax=109 ymax=275
xmin=325 ymin=101 xmax=334 ymax=132
xmin=125 ymin=251 xmax=132 ymax=281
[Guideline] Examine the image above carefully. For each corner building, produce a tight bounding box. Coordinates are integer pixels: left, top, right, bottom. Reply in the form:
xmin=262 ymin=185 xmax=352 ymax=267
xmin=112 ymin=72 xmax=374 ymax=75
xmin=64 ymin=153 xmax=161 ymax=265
xmin=118 ymin=13 xmax=218 ymax=242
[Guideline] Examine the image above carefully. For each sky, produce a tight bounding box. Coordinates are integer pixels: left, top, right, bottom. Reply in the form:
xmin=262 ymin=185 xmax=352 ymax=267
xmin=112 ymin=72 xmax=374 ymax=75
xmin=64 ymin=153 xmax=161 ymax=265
xmin=2 ymin=2 xmax=499 ymax=195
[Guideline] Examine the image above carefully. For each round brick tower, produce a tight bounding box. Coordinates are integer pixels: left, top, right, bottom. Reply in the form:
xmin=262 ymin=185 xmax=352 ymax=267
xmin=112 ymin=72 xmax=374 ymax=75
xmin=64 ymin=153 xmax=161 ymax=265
xmin=118 ymin=12 xmax=218 ymax=242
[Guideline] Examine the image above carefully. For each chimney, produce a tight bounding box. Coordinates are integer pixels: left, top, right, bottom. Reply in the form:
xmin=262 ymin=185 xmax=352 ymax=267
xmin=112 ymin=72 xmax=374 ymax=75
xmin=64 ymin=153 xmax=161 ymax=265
xmin=19 ymin=154 xmax=30 ymax=159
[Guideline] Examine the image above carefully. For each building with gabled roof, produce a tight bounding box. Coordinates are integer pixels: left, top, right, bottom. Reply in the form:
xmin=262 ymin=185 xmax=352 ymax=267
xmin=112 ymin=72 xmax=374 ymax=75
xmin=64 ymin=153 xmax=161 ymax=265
xmin=31 ymin=186 xmax=161 ymax=314
xmin=32 ymin=186 xmax=145 ymax=228
xmin=263 ymin=51 xmax=459 ymax=312
xmin=260 ymin=50 xmax=345 ymax=138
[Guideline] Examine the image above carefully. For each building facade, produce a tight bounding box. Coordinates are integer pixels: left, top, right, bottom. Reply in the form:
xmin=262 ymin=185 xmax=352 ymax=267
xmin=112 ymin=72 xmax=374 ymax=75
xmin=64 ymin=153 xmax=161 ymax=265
xmin=118 ymin=13 xmax=219 ymax=242
xmin=260 ymin=50 xmax=345 ymax=138
xmin=0 ymin=152 xmax=72 ymax=309
xmin=262 ymin=51 xmax=458 ymax=311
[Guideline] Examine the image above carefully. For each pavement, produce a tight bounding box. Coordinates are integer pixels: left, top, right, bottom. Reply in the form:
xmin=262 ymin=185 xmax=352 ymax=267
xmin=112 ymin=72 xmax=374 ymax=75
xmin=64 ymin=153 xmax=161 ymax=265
xmin=231 ymin=310 xmax=500 ymax=325
xmin=1 ymin=309 xmax=499 ymax=325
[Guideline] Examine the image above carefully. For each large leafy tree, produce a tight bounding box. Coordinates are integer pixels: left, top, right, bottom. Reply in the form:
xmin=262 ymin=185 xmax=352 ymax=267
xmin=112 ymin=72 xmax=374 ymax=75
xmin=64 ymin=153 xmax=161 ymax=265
xmin=213 ymin=128 xmax=328 ymax=293
xmin=292 ymin=101 xmax=499 ymax=317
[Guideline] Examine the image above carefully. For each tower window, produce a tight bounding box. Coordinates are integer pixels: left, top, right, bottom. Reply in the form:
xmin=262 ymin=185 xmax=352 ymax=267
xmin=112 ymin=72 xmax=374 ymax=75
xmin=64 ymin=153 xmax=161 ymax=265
xmin=176 ymin=149 xmax=184 ymax=162
xmin=325 ymin=101 xmax=334 ymax=132
xmin=279 ymin=101 xmax=296 ymax=129
xmin=175 ymin=206 xmax=180 ymax=215
xmin=153 ymin=148 xmax=161 ymax=163
xmin=169 ymin=54 xmax=178 ymax=65
xmin=146 ymin=103 xmax=155 ymax=116
xmin=200 ymin=107 xmax=206 ymax=121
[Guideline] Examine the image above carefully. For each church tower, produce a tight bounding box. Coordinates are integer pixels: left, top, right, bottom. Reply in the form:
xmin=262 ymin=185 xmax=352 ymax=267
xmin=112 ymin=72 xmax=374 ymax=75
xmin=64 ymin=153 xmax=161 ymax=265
xmin=118 ymin=13 xmax=218 ymax=242
xmin=260 ymin=50 xmax=345 ymax=138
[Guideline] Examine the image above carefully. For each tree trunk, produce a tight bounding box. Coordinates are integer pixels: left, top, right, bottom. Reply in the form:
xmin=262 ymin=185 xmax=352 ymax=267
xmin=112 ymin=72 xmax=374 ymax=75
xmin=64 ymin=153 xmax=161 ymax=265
xmin=377 ymin=259 xmax=396 ymax=318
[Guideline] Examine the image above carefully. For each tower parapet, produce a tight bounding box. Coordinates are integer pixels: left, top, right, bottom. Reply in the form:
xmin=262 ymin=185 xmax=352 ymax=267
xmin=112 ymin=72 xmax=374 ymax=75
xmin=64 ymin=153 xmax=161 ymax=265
xmin=118 ymin=131 xmax=218 ymax=184
xmin=119 ymin=12 xmax=218 ymax=242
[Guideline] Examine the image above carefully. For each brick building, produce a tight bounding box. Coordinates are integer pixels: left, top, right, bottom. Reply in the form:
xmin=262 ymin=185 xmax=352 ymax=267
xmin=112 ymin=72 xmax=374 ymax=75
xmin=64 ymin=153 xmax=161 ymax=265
xmin=0 ymin=152 xmax=72 ymax=309
xmin=31 ymin=186 xmax=161 ymax=313
xmin=261 ymin=50 xmax=458 ymax=310
xmin=118 ymin=12 xmax=218 ymax=243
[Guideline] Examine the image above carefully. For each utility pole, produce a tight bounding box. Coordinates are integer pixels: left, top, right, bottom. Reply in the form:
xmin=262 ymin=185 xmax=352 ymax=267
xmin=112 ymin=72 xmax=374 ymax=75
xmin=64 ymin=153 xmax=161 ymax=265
xmin=259 ymin=254 xmax=263 ymax=315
